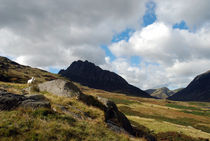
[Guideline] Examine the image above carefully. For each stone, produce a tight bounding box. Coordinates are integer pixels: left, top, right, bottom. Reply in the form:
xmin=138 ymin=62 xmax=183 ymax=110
xmin=38 ymin=79 xmax=81 ymax=97
xmin=0 ymin=92 xmax=25 ymax=110
xmin=20 ymin=100 xmax=50 ymax=109
xmin=96 ymin=96 xmax=133 ymax=134
xmin=0 ymin=90 xmax=50 ymax=110
xmin=25 ymin=94 xmax=47 ymax=101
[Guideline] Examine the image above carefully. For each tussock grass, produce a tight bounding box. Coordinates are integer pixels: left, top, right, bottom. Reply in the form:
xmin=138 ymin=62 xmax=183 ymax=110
xmin=0 ymin=81 xmax=135 ymax=141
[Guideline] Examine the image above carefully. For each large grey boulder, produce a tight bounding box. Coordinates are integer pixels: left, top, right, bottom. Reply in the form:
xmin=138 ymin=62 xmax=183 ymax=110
xmin=38 ymin=79 xmax=81 ymax=97
xmin=0 ymin=90 xmax=50 ymax=110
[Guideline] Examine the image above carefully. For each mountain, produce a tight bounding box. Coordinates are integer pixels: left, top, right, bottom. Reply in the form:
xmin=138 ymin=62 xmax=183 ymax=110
xmin=168 ymin=70 xmax=210 ymax=102
xmin=59 ymin=60 xmax=152 ymax=98
xmin=0 ymin=56 xmax=60 ymax=83
xmin=146 ymin=87 xmax=175 ymax=99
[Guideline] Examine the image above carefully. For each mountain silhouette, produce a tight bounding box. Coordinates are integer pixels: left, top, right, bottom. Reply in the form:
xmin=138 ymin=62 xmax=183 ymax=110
xmin=168 ymin=70 xmax=210 ymax=102
xmin=59 ymin=60 xmax=152 ymax=98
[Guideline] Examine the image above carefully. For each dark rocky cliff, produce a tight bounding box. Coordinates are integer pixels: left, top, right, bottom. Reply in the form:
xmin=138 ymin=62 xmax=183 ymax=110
xmin=59 ymin=60 xmax=152 ymax=98
xmin=168 ymin=70 xmax=210 ymax=102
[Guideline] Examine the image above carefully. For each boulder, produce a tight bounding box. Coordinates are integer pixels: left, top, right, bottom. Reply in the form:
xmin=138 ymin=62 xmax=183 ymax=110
xmin=0 ymin=92 xmax=25 ymax=110
xmin=97 ymin=96 xmax=133 ymax=134
xmin=79 ymin=94 xmax=133 ymax=135
xmin=38 ymin=79 xmax=81 ymax=97
xmin=20 ymin=100 xmax=50 ymax=109
xmin=25 ymin=94 xmax=47 ymax=101
xmin=0 ymin=90 xmax=50 ymax=110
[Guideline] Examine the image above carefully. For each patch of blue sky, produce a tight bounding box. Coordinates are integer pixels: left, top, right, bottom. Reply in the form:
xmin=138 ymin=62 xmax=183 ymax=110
xmin=111 ymin=28 xmax=135 ymax=43
xmin=142 ymin=1 xmax=157 ymax=27
xmin=49 ymin=67 xmax=60 ymax=74
xmin=100 ymin=45 xmax=116 ymax=61
xmin=173 ymin=21 xmax=189 ymax=30
xmin=130 ymin=56 xmax=141 ymax=66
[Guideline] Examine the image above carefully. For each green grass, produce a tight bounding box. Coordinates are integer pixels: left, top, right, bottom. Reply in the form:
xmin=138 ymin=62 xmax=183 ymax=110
xmin=0 ymin=108 xmax=131 ymax=141
xmin=182 ymin=110 xmax=210 ymax=117
xmin=188 ymin=102 xmax=209 ymax=107
xmin=165 ymin=103 xmax=201 ymax=110
xmin=118 ymin=105 xmax=210 ymax=134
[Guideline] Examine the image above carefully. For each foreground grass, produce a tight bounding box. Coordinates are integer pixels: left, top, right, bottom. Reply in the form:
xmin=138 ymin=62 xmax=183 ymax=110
xmin=0 ymin=108 xmax=131 ymax=141
xmin=0 ymin=81 xmax=137 ymax=141
xmin=1 ymin=81 xmax=210 ymax=140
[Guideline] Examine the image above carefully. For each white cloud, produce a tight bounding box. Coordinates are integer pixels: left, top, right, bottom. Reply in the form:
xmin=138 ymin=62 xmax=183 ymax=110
xmin=0 ymin=0 xmax=147 ymax=68
xmin=154 ymin=0 xmax=210 ymax=28
xmin=108 ymin=22 xmax=210 ymax=89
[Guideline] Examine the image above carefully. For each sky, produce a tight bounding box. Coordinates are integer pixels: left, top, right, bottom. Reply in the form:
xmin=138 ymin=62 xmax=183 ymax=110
xmin=0 ymin=0 xmax=210 ymax=90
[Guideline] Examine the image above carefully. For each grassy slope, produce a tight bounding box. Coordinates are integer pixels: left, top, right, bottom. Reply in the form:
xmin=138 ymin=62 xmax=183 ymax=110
xmin=0 ymin=82 xmax=143 ymax=141
xmin=0 ymin=57 xmax=62 ymax=83
xmin=75 ymin=83 xmax=210 ymax=140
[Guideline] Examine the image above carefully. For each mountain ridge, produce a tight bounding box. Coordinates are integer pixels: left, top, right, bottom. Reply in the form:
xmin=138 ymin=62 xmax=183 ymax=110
xmin=59 ymin=60 xmax=153 ymax=98
xmin=168 ymin=70 xmax=210 ymax=102
xmin=146 ymin=87 xmax=183 ymax=99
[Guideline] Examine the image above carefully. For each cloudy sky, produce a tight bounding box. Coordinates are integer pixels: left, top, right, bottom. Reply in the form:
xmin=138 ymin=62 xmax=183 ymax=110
xmin=0 ymin=0 xmax=210 ymax=90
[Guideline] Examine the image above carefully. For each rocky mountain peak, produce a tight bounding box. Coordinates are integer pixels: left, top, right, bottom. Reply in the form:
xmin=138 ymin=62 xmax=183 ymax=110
xmin=59 ymin=60 xmax=152 ymax=98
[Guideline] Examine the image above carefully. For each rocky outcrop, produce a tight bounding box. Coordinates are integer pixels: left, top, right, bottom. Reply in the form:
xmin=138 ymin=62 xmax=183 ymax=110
xmin=97 ymin=96 xmax=133 ymax=134
xmin=38 ymin=79 xmax=155 ymax=140
xmin=59 ymin=60 xmax=152 ymax=98
xmin=0 ymin=90 xmax=50 ymax=110
xmin=168 ymin=70 xmax=210 ymax=102
xmin=79 ymin=94 xmax=156 ymax=140
xmin=38 ymin=79 xmax=81 ymax=97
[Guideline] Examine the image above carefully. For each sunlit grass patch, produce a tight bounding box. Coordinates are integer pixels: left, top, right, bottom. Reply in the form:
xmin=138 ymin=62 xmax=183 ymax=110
xmin=188 ymin=102 xmax=210 ymax=107
xmin=127 ymin=116 xmax=210 ymax=140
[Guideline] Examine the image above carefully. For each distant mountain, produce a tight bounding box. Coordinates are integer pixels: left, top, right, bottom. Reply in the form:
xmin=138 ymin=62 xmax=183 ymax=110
xmin=146 ymin=87 xmax=178 ymax=99
xmin=168 ymin=70 xmax=210 ymax=102
xmin=59 ymin=60 xmax=152 ymax=98
xmin=0 ymin=56 xmax=59 ymax=83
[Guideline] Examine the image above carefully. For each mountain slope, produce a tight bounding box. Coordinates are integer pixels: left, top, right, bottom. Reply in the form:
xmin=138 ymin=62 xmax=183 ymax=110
xmin=168 ymin=70 xmax=210 ymax=102
xmin=0 ymin=56 xmax=60 ymax=83
xmin=59 ymin=60 xmax=152 ymax=98
xmin=146 ymin=87 xmax=175 ymax=99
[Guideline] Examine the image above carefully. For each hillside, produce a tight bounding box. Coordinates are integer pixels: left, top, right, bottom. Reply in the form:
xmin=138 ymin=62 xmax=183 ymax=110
xmin=146 ymin=87 xmax=181 ymax=99
xmin=168 ymin=70 xmax=210 ymax=102
xmin=0 ymin=81 xmax=137 ymax=141
xmin=0 ymin=56 xmax=60 ymax=83
xmin=59 ymin=60 xmax=152 ymax=98
xmin=74 ymin=82 xmax=210 ymax=141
